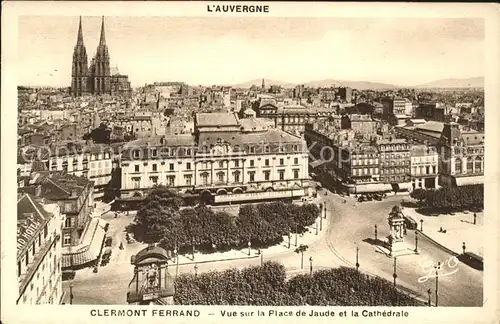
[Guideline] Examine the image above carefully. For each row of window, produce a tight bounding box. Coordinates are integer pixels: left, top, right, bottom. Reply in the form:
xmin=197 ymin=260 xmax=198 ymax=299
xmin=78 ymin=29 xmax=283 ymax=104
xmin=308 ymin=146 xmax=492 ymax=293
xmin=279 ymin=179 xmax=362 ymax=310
xmin=132 ymin=158 xmax=302 ymax=173
xmin=455 ymin=158 xmax=483 ymax=173
xmin=412 ymin=166 xmax=437 ymax=175
xmin=379 ymin=145 xmax=410 ymax=151
xmin=131 ymin=169 xmax=302 ymax=188
xmin=133 ymin=144 xmax=302 ymax=158
xmin=18 ymin=224 xmax=50 ymax=277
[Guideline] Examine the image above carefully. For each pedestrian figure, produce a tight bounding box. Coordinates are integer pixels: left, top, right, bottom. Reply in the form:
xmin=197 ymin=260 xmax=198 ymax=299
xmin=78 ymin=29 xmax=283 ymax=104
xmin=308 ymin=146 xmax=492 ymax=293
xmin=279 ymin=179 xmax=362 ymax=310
xmin=119 ymin=242 xmax=124 ymax=250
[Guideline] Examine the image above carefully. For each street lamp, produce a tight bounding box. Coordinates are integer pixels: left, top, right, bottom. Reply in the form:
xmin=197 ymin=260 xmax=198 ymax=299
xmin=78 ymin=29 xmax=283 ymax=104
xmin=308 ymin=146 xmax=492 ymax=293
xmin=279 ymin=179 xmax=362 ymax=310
xmin=319 ymin=213 xmax=323 ymax=231
xmin=69 ymin=283 xmax=74 ymax=305
xmin=462 ymin=242 xmax=466 ymax=254
xmin=248 ymin=240 xmax=251 ymax=256
xmin=420 ymin=219 xmax=424 ymax=232
xmin=374 ymin=224 xmax=378 ymax=241
xmin=435 ymin=262 xmax=440 ymax=307
xmin=194 ymin=264 xmax=198 ymax=277
xmin=309 ymin=256 xmax=313 ymax=275
xmin=260 ymin=249 xmax=263 ymax=265
xmin=174 ymin=247 xmax=179 ymax=276
xmin=393 ymin=257 xmax=398 ymax=289
xmin=355 ymin=245 xmax=360 ymax=271
xmin=414 ymin=231 xmax=419 ymax=254
xmin=427 ymin=289 xmax=432 ymax=307
xmin=315 ymin=220 xmax=318 ymax=235
xmin=473 ymin=213 xmax=477 ymax=225
xmin=192 ymin=237 xmax=195 ymax=261
xmin=288 ymin=232 xmax=291 ymax=249
xmin=295 ymin=224 xmax=298 ymax=247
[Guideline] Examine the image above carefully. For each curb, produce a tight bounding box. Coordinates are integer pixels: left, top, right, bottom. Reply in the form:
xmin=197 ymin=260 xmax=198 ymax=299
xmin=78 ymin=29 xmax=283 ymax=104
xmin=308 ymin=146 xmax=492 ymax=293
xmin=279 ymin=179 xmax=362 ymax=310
xmin=416 ymin=229 xmax=459 ymax=257
xmin=175 ymin=254 xmax=260 ymax=266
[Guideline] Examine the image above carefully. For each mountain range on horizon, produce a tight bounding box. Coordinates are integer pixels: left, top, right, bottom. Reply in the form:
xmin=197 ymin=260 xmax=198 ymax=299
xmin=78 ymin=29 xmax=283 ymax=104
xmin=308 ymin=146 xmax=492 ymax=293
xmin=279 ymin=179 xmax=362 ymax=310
xmin=227 ymin=77 xmax=484 ymax=90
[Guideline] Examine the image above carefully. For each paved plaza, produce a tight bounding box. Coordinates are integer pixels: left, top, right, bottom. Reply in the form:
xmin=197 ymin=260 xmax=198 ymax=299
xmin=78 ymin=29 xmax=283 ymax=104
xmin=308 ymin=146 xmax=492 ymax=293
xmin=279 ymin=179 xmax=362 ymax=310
xmin=63 ymin=192 xmax=483 ymax=306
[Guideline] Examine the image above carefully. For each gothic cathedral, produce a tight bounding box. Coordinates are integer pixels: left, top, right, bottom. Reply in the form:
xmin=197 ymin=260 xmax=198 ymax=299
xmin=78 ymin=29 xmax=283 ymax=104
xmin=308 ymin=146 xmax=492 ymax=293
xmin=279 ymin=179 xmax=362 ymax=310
xmin=71 ymin=17 xmax=131 ymax=97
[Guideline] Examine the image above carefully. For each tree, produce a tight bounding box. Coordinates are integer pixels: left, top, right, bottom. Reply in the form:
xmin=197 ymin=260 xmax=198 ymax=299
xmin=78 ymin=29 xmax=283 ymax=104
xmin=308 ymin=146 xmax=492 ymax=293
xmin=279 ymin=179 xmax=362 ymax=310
xmin=410 ymin=188 xmax=427 ymax=204
xmin=295 ymin=244 xmax=309 ymax=269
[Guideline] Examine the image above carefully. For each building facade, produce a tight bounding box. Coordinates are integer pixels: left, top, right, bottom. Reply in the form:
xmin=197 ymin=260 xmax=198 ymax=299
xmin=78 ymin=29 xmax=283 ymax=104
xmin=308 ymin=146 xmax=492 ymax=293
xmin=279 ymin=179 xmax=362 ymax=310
xmin=253 ymin=99 xmax=334 ymax=136
xmin=71 ymin=17 xmax=131 ymax=97
xmin=18 ymin=143 xmax=116 ymax=198
xmin=438 ymin=123 xmax=484 ymax=187
xmin=410 ymin=144 xmax=439 ymax=190
xmin=17 ymin=194 xmax=63 ymax=304
xmin=119 ymin=113 xmax=310 ymax=206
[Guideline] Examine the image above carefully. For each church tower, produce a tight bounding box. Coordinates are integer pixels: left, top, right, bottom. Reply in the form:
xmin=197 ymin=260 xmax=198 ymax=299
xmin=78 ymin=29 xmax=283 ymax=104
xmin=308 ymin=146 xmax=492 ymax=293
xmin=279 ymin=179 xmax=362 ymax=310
xmin=94 ymin=16 xmax=111 ymax=95
xmin=71 ymin=17 xmax=89 ymax=96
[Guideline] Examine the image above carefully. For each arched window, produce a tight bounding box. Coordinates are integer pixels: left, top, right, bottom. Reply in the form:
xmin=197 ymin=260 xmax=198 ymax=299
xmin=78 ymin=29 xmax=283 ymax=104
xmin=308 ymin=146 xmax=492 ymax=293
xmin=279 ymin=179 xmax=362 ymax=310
xmin=475 ymin=156 xmax=482 ymax=173
xmin=455 ymin=158 xmax=462 ymax=174
xmin=466 ymin=157 xmax=473 ymax=173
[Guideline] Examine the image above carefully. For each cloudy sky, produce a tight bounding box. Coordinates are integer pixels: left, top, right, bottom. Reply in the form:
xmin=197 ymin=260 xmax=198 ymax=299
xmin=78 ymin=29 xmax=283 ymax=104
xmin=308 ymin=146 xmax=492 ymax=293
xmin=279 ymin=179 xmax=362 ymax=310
xmin=18 ymin=16 xmax=484 ymax=87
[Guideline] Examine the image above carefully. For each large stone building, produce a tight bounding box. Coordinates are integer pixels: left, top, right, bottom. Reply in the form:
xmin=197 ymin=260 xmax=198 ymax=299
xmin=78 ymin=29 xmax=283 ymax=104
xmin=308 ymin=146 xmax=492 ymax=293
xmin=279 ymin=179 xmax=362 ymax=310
xmin=118 ymin=113 xmax=310 ymax=206
xmin=409 ymin=144 xmax=439 ymax=190
xmin=382 ymin=97 xmax=413 ymax=125
xmin=17 ymin=193 xmax=63 ymax=304
xmin=438 ymin=122 xmax=484 ymax=187
xmin=19 ymin=172 xmax=106 ymax=270
xmin=395 ymin=121 xmax=484 ymax=187
xmin=71 ymin=17 xmax=131 ymax=97
xmin=305 ymin=122 xmax=413 ymax=194
xmin=17 ymin=142 xmax=117 ymax=198
xmin=253 ymin=98 xmax=334 ymax=136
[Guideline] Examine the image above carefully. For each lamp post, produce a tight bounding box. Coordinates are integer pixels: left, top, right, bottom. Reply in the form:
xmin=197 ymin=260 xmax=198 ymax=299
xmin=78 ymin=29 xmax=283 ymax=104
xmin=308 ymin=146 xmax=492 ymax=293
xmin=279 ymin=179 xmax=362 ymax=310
xmin=473 ymin=213 xmax=477 ymax=225
xmin=393 ymin=257 xmax=397 ymax=289
xmin=414 ymin=231 xmax=419 ymax=254
xmin=420 ymin=219 xmax=424 ymax=232
xmin=319 ymin=213 xmax=323 ymax=231
xmin=355 ymin=245 xmax=360 ymax=271
xmin=248 ymin=240 xmax=251 ymax=256
xmin=309 ymin=256 xmax=313 ymax=275
xmin=260 ymin=249 xmax=263 ymax=265
xmin=174 ymin=247 xmax=179 ymax=277
xmin=192 ymin=237 xmax=195 ymax=261
xmin=69 ymin=283 xmax=74 ymax=305
xmin=462 ymin=242 xmax=466 ymax=254
xmin=374 ymin=224 xmax=378 ymax=241
xmin=288 ymin=232 xmax=291 ymax=249
xmin=435 ymin=262 xmax=440 ymax=307
xmin=295 ymin=224 xmax=298 ymax=247
xmin=323 ymin=202 xmax=327 ymax=219
xmin=315 ymin=220 xmax=318 ymax=235
xmin=194 ymin=264 xmax=198 ymax=277
xmin=427 ymin=289 xmax=432 ymax=307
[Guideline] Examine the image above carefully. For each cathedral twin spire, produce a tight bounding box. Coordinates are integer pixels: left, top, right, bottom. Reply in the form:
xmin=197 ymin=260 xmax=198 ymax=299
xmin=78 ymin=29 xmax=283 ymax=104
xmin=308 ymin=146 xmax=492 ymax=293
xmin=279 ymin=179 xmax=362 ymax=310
xmin=71 ymin=16 xmax=111 ymax=96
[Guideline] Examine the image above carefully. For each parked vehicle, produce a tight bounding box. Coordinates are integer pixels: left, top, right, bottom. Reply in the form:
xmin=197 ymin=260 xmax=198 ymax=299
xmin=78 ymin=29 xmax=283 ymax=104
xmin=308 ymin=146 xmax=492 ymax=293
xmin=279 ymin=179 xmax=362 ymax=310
xmin=459 ymin=252 xmax=483 ymax=271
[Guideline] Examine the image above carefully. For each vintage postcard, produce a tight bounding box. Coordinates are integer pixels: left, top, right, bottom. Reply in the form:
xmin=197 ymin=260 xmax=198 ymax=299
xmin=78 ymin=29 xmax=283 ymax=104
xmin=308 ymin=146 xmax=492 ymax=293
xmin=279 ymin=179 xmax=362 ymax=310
xmin=1 ymin=1 xmax=499 ymax=324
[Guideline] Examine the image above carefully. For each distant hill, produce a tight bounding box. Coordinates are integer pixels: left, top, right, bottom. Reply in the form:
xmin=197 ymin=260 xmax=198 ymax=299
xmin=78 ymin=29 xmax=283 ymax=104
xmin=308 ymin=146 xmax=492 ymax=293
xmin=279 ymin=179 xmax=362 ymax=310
xmin=230 ymin=79 xmax=297 ymax=89
xmin=414 ymin=77 xmax=484 ymax=89
xmin=230 ymin=78 xmax=397 ymax=90
xmin=303 ymin=79 xmax=397 ymax=90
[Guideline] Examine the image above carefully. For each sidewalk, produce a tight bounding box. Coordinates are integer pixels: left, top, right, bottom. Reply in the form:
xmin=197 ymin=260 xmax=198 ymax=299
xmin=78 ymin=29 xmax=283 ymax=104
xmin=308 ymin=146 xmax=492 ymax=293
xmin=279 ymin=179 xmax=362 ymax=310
xmin=171 ymin=212 xmax=329 ymax=266
xmin=404 ymin=207 xmax=483 ymax=256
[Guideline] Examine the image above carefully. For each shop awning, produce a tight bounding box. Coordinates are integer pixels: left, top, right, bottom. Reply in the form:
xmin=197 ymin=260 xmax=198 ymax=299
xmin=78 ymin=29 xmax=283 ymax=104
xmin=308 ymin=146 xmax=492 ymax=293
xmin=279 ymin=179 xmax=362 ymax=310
xmin=355 ymin=183 xmax=393 ymax=193
xmin=455 ymin=175 xmax=484 ymax=187
xmin=62 ymin=219 xmax=106 ymax=269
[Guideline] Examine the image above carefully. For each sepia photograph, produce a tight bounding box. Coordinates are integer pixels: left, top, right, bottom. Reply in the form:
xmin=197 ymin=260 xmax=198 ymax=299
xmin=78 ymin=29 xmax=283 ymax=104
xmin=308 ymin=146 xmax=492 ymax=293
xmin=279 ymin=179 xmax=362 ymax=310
xmin=2 ymin=2 xmax=499 ymax=324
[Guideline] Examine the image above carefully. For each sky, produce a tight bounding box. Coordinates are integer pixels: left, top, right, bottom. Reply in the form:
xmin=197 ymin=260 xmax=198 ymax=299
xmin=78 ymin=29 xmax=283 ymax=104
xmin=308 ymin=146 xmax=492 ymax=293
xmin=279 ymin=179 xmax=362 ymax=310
xmin=17 ymin=16 xmax=484 ymax=88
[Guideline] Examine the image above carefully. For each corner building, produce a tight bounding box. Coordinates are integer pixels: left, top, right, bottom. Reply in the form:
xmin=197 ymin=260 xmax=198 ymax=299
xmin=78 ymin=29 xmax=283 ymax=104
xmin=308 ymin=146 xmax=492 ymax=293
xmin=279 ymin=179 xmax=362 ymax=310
xmin=118 ymin=113 xmax=310 ymax=206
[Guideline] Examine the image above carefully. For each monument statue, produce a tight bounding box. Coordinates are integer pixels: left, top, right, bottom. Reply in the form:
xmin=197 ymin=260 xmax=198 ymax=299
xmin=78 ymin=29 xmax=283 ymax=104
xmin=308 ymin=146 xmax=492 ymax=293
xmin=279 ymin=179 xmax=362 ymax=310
xmin=387 ymin=205 xmax=406 ymax=255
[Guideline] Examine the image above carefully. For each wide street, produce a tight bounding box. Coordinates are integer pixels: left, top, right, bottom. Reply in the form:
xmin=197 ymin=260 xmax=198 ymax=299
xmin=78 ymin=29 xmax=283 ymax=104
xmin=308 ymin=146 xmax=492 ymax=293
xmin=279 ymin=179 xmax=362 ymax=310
xmin=64 ymin=190 xmax=483 ymax=306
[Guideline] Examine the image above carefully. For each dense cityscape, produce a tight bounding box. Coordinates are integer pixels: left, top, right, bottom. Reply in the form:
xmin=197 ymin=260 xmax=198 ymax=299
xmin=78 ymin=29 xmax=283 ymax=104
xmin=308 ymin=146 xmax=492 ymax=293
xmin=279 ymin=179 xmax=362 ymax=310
xmin=16 ymin=17 xmax=484 ymax=307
